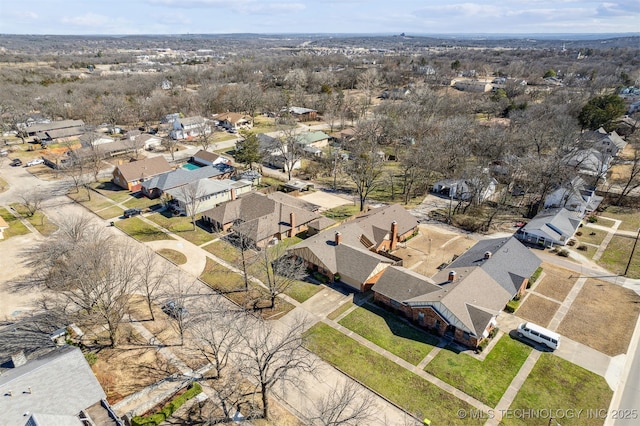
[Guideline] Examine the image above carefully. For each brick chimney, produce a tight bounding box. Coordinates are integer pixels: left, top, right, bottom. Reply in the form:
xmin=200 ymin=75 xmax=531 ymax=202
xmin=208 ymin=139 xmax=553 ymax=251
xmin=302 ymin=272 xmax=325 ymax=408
xmin=390 ymin=221 xmax=398 ymax=251
xmin=484 ymin=251 xmax=492 ymax=259
xmin=448 ymin=271 xmax=457 ymax=282
xmin=289 ymin=212 xmax=296 ymax=238
xmin=230 ymin=188 xmax=237 ymax=200
xmin=335 ymin=231 xmax=342 ymax=245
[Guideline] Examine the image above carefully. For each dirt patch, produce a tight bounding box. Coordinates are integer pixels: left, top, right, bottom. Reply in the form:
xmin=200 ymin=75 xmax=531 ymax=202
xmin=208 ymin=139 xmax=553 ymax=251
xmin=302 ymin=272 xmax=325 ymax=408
xmin=298 ymin=191 xmax=351 ymax=210
xmin=91 ymin=336 xmax=179 ymax=404
xmin=557 ymin=279 xmax=640 ymax=356
xmin=533 ymin=263 xmax=577 ymax=302
xmin=516 ymin=294 xmax=560 ymax=327
xmin=397 ymin=225 xmax=475 ymax=277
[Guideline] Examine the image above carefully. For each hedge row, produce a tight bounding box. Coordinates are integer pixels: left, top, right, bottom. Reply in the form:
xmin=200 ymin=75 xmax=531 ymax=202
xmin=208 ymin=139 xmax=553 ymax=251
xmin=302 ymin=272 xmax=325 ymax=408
xmin=131 ymin=382 xmax=203 ymax=426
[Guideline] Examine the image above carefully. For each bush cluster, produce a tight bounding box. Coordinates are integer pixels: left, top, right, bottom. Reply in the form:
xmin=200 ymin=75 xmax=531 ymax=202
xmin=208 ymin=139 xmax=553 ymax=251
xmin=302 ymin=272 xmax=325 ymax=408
xmin=131 ymin=383 xmax=203 ymax=426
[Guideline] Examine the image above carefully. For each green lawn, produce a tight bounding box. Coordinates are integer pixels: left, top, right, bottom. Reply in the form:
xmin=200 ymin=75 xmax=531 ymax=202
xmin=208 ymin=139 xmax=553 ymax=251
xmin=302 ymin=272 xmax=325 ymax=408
xmin=203 ymin=239 xmax=241 ymax=264
xmin=91 ymin=181 xmax=132 ymax=203
xmin=115 ymin=217 xmax=174 ymax=242
xmin=146 ymin=213 xmax=217 ymax=246
xmin=157 ymin=248 xmax=188 ymax=265
xmin=597 ymin=235 xmax=640 ymax=278
xmin=304 ymin=323 xmax=483 ymax=425
xmin=504 ymin=354 xmax=613 ymax=426
xmin=339 ymin=306 xmax=438 ymax=365
xmin=425 ymin=335 xmax=532 ymax=407
xmin=122 ymin=193 xmax=162 ymax=210
xmin=598 ymin=206 xmax=640 ymax=232
xmin=0 ymin=207 xmax=30 ymax=238
xmin=322 ymin=204 xmax=360 ymax=221
xmin=576 ymin=229 xmax=607 ymax=246
xmin=283 ymin=280 xmax=322 ymax=303
xmin=68 ymin=187 xmax=116 ymax=212
xmin=95 ymin=205 xmax=124 ymax=220
xmin=327 ymin=302 xmax=355 ymax=320
xmin=10 ymin=203 xmax=58 ymax=236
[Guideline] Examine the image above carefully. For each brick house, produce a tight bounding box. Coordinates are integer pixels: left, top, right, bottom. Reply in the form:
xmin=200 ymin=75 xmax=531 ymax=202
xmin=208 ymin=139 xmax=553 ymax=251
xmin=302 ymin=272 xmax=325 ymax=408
xmin=372 ymin=237 xmax=541 ymax=348
xmin=112 ymin=156 xmax=173 ymax=191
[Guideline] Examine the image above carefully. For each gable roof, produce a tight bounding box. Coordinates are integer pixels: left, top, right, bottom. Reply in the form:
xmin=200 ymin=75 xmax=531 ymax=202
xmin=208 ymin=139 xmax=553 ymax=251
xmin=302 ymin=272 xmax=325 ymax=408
xmin=216 ymin=112 xmax=249 ymax=124
xmin=295 ymin=131 xmax=330 ymax=145
xmin=519 ymin=208 xmax=581 ymax=243
xmin=165 ymin=178 xmax=238 ymax=201
xmin=289 ymin=106 xmax=316 ymax=115
xmin=193 ymin=149 xmax=228 ymax=164
xmin=0 ymin=346 xmax=106 ymax=425
xmin=115 ymin=156 xmax=173 ymax=183
xmin=178 ymin=116 xmax=207 ymax=127
xmin=354 ymin=204 xmax=419 ymax=242
xmin=27 ymin=120 xmax=84 ymax=134
xmin=142 ymin=163 xmax=234 ymax=192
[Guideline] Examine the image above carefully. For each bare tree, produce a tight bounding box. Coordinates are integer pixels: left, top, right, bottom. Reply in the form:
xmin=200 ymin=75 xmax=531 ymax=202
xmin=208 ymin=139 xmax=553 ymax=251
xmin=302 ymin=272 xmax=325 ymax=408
xmin=178 ymin=181 xmax=206 ymax=230
xmin=306 ymin=381 xmax=376 ymax=426
xmin=163 ymin=279 xmax=197 ymax=346
xmin=356 ymin=68 xmax=381 ymax=108
xmin=191 ymin=307 xmax=245 ymax=379
xmin=237 ymin=317 xmax=315 ymax=420
xmin=19 ymin=188 xmax=46 ymax=218
xmin=162 ymin=136 xmax=179 ymax=161
xmin=258 ymin=244 xmax=307 ymax=309
xmin=273 ymin=123 xmax=304 ymax=181
xmin=195 ymin=119 xmax=215 ymax=151
xmin=346 ymin=121 xmax=386 ymax=211
xmin=136 ymin=248 xmax=174 ymax=321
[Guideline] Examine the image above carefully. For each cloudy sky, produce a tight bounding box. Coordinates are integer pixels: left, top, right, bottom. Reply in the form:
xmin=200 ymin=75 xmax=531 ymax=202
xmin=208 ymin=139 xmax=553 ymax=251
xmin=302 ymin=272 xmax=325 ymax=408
xmin=1 ymin=0 xmax=638 ymax=35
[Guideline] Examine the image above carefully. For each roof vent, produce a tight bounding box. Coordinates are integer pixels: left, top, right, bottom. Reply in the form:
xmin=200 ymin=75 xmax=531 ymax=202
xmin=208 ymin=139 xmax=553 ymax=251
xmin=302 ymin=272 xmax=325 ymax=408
xmin=448 ymin=271 xmax=457 ymax=282
xmin=484 ymin=251 xmax=492 ymax=259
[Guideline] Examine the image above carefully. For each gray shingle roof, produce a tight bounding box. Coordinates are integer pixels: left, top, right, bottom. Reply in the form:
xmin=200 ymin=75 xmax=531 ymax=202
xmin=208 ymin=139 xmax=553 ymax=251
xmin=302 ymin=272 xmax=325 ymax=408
xmin=0 ymin=346 xmax=106 ymax=425
xmin=519 ymin=208 xmax=581 ymax=244
xmin=142 ymin=163 xmax=233 ymax=192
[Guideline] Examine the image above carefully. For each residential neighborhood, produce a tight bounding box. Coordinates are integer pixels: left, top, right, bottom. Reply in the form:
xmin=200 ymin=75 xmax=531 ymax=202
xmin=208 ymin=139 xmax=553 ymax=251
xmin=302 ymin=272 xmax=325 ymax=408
xmin=1 ymin=29 xmax=639 ymax=426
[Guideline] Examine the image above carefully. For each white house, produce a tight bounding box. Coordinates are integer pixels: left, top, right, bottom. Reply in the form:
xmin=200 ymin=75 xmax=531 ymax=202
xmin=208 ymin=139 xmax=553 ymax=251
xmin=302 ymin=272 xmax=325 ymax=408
xmin=165 ymin=178 xmax=253 ymax=216
xmin=432 ymin=177 xmax=498 ymax=204
xmin=544 ymin=176 xmax=603 ymax=217
xmin=170 ymin=116 xmax=211 ymax=140
xmin=585 ymin=127 xmax=627 ymax=157
xmin=563 ymin=148 xmax=611 ymax=181
xmin=192 ymin=149 xmax=232 ymax=166
xmin=515 ymin=208 xmax=582 ymax=247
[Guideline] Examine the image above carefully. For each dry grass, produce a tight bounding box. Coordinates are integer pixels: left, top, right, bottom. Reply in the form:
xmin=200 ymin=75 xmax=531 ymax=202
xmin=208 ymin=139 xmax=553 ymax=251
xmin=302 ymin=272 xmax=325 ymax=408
xmin=557 ymin=279 xmax=640 ymax=356
xmin=516 ymin=294 xmax=560 ymax=327
xmin=533 ymin=263 xmax=577 ymax=302
xmin=397 ymin=225 xmax=476 ymax=277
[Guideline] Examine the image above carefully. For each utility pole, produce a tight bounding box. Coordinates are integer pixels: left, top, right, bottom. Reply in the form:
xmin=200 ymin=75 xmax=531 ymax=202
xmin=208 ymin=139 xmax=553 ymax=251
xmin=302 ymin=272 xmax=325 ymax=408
xmin=623 ymin=227 xmax=640 ymax=276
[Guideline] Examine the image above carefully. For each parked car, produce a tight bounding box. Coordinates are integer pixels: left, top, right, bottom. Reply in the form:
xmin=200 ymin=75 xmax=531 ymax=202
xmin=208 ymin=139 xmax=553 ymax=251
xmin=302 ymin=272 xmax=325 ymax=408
xmin=10 ymin=158 xmax=22 ymax=167
xmin=162 ymin=301 xmax=188 ymax=319
xmin=25 ymin=158 xmax=44 ymax=167
xmin=123 ymin=208 xmax=142 ymax=218
xmin=517 ymin=322 xmax=560 ymax=350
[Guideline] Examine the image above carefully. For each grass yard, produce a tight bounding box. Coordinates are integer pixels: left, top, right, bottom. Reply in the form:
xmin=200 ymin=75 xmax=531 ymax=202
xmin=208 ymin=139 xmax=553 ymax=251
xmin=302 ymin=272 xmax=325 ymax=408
xmin=425 ymin=335 xmax=532 ymax=407
xmin=575 ymin=228 xmax=607 ymax=246
xmin=597 ymin=235 xmax=640 ymax=278
xmin=557 ymin=278 xmax=640 ymax=356
xmin=115 ymin=217 xmax=174 ymax=242
xmin=532 ymin=264 xmax=576 ymax=302
xmin=0 ymin=207 xmax=30 ymax=238
xmin=95 ymin=205 xmax=124 ymax=220
xmin=304 ymin=323 xmax=483 ymax=425
xmin=339 ymin=305 xmax=438 ymax=365
xmin=122 ymin=193 xmax=162 ymax=210
xmin=91 ymin=181 xmax=132 ymax=203
xmin=283 ymin=280 xmax=322 ymax=303
xmin=203 ymin=239 xmax=242 ymax=263
xmin=146 ymin=213 xmax=217 ymax=246
xmin=516 ymin=294 xmax=560 ymax=327
xmin=504 ymin=354 xmax=613 ymax=426
xmin=157 ymin=248 xmax=188 ymax=265
xmin=598 ymin=206 xmax=640 ymax=232
xmin=10 ymin=203 xmax=58 ymax=236
xmin=68 ymin=187 xmax=116 ymax=212
xmin=199 ymin=258 xmax=295 ymax=319
xmin=327 ymin=301 xmax=355 ymax=320
xmin=321 ymin=204 xmax=360 ymax=221
xmin=0 ymin=175 xmax=7 ymax=193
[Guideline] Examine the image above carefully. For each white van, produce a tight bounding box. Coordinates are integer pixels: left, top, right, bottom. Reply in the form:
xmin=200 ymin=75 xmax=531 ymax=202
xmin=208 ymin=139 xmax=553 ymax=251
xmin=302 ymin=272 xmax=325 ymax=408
xmin=517 ymin=322 xmax=560 ymax=350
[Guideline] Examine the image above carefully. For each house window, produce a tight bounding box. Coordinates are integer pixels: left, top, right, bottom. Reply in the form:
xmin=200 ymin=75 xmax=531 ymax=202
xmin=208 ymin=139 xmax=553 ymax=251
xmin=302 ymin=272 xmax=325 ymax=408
xmin=463 ymin=331 xmax=470 ymax=340
xmin=390 ymin=299 xmax=401 ymax=308
xmin=434 ymin=319 xmax=441 ymax=329
xmin=418 ymin=312 xmax=425 ymax=324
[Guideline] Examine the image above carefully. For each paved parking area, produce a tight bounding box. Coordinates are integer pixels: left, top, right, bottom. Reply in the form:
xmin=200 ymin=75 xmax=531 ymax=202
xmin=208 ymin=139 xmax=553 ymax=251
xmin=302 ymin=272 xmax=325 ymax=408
xmin=299 ymin=190 xmax=352 ymax=210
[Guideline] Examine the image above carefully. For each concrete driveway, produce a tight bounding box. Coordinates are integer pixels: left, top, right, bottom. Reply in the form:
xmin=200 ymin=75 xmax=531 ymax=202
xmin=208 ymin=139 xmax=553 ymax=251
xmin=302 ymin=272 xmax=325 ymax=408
xmin=299 ymin=190 xmax=352 ymax=210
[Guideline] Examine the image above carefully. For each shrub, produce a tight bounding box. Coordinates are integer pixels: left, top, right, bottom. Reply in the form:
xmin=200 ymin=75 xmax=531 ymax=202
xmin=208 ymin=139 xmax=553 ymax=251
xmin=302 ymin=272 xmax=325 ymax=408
xmin=575 ymin=231 xmax=583 ymax=236
xmin=587 ymin=216 xmax=598 ymax=223
xmin=577 ymin=245 xmax=588 ymax=251
xmin=131 ymin=383 xmax=202 ymax=426
xmin=84 ymin=352 xmax=98 ymax=366
xmin=528 ymin=267 xmax=543 ymax=288
xmin=566 ymin=240 xmax=576 ymax=246
xmin=557 ymin=249 xmax=570 ymax=257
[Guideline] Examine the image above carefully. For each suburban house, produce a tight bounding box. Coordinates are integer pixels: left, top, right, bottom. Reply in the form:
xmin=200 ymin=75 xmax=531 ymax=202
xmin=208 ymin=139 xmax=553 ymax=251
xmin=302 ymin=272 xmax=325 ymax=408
xmin=380 ymin=88 xmax=411 ymax=100
xmin=563 ymin=148 xmax=611 ymax=182
xmin=288 ymin=106 xmax=317 ymax=122
xmin=112 ymin=156 xmax=173 ymax=191
xmin=584 ymin=127 xmax=627 ymax=157
xmin=257 ymin=133 xmax=302 ymax=172
xmin=215 ymin=112 xmax=252 ymax=131
xmin=80 ymin=132 xmax=115 ymax=147
xmin=0 ymin=345 xmax=121 ymax=426
xmin=295 ymin=131 xmax=331 ymax=157
xmin=25 ymin=119 xmax=85 ymax=140
xmin=372 ymin=237 xmax=540 ymax=348
xmin=165 ymin=178 xmax=252 ymax=216
xmin=289 ymin=204 xmax=419 ymax=291
xmin=515 ymin=208 xmax=582 ymax=247
xmin=432 ymin=177 xmax=498 ymax=203
xmin=137 ymin=134 xmax=163 ymax=151
xmin=201 ymin=191 xmax=333 ymax=248
xmin=192 ymin=149 xmax=232 ymax=166
xmin=170 ymin=116 xmax=211 ymax=140
xmin=141 ymin=163 xmax=234 ymax=199
xmin=330 ymin=127 xmax=356 ymax=145
xmin=161 ymin=113 xmax=181 ymax=124
xmin=451 ymin=79 xmax=493 ymax=92
xmin=544 ymin=176 xmax=603 ymax=216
